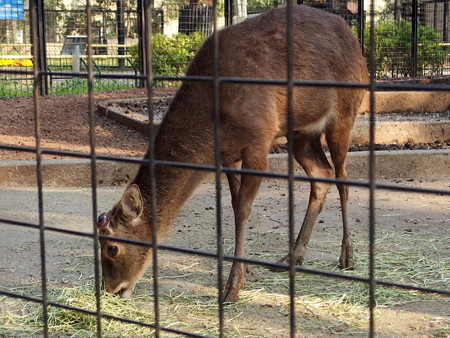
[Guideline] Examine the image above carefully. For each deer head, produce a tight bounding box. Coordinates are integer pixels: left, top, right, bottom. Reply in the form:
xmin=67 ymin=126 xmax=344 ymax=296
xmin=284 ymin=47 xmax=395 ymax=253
xmin=97 ymin=184 xmax=152 ymax=298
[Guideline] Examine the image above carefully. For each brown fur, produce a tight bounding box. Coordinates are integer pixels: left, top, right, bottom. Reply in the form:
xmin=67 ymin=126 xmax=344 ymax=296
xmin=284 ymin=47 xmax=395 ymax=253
xmin=98 ymin=5 xmax=369 ymax=301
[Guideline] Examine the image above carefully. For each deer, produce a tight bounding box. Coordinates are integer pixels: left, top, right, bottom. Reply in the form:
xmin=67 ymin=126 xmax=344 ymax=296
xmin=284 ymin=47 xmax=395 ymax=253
xmin=97 ymin=4 xmax=369 ymax=302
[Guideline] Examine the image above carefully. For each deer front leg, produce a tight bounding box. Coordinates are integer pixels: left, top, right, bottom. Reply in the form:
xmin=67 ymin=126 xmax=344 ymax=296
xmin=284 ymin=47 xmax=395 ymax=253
xmin=223 ymin=201 xmax=251 ymax=303
xmin=271 ymin=135 xmax=334 ymax=271
xmin=223 ymin=151 xmax=266 ymax=302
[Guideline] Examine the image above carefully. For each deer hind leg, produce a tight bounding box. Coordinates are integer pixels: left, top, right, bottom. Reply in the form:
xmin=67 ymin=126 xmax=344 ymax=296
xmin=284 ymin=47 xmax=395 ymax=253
xmin=223 ymin=147 xmax=268 ymax=302
xmin=226 ymin=161 xmax=242 ymax=213
xmin=325 ymin=117 xmax=355 ymax=269
xmin=271 ymin=133 xmax=334 ymax=271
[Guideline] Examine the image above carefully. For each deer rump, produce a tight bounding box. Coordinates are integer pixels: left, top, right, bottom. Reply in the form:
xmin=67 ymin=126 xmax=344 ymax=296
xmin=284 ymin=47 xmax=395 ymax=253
xmin=98 ymin=5 xmax=369 ymax=303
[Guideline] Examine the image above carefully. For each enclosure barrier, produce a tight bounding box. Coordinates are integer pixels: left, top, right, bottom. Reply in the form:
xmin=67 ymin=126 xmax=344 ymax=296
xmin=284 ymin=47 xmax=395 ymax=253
xmin=0 ymin=0 xmax=450 ymax=337
xmin=3 ymin=0 xmax=450 ymax=97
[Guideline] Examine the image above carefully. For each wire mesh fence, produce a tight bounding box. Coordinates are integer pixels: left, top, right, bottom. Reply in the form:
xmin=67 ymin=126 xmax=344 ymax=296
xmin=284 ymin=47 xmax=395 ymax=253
xmin=0 ymin=0 xmax=450 ymax=337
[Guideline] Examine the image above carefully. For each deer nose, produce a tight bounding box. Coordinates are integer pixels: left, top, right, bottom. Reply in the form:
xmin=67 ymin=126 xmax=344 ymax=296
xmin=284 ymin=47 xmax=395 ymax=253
xmin=109 ymin=281 xmax=135 ymax=299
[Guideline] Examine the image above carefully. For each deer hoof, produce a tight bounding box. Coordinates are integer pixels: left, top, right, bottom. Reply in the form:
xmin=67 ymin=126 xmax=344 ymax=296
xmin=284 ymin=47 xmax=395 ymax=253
xmin=222 ymin=280 xmax=244 ymax=303
xmin=339 ymin=247 xmax=355 ymax=270
xmin=222 ymin=265 xmax=245 ymax=303
xmin=269 ymin=255 xmax=303 ymax=272
xmin=222 ymin=287 xmax=241 ymax=303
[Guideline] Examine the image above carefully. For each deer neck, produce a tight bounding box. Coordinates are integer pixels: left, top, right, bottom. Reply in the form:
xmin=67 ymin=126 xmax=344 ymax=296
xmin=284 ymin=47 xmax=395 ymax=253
xmin=134 ymin=88 xmax=214 ymax=235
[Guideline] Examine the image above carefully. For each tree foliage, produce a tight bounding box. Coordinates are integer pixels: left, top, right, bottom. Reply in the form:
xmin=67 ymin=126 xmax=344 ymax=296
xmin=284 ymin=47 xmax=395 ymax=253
xmin=358 ymin=19 xmax=446 ymax=78
xmin=130 ymin=32 xmax=206 ymax=79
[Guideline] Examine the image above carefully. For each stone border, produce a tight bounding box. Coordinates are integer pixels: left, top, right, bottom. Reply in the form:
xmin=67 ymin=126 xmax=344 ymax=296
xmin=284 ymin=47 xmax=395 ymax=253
xmin=1 ymin=149 xmax=448 ymax=187
xmin=97 ymin=98 xmax=160 ymax=135
xmin=359 ymin=91 xmax=450 ymax=114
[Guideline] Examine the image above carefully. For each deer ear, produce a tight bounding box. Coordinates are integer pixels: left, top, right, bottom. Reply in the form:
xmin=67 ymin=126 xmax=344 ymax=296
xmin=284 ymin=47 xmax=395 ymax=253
xmin=121 ymin=184 xmax=144 ymax=219
xmin=97 ymin=212 xmax=109 ymax=229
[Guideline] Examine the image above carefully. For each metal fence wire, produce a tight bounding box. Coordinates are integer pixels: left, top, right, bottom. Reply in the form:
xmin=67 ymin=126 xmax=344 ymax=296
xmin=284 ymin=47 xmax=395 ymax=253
xmin=0 ymin=0 xmax=450 ymax=337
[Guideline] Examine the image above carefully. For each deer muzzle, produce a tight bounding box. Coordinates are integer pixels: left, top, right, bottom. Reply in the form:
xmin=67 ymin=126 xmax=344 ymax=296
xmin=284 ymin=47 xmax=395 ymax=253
xmin=107 ymin=281 xmax=136 ymax=299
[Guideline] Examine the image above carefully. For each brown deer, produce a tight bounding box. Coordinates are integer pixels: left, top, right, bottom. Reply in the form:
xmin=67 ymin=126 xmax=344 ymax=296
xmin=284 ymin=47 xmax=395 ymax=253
xmin=97 ymin=5 xmax=368 ymax=302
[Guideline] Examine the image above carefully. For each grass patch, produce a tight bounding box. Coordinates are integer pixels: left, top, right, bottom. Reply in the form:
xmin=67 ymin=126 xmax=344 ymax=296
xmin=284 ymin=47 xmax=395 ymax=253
xmin=48 ymin=78 xmax=138 ymax=95
xmin=0 ymin=77 xmax=139 ymax=98
xmin=247 ymin=229 xmax=449 ymax=307
xmin=0 ymin=79 xmax=33 ymax=97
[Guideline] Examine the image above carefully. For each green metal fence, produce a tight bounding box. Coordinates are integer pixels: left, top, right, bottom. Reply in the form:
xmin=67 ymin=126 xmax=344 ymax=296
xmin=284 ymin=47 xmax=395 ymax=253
xmin=1 ymin=0 xmax=450 ymax=97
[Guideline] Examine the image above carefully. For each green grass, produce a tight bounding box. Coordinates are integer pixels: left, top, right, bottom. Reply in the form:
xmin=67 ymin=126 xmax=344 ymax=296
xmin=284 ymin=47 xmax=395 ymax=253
xmin=0 ymin=77 xmax=139 ymax=98
xmin=48 ymin=78 xmax=138 ymax=95
xmin=0 ymin=79 xmax=33 ymax=97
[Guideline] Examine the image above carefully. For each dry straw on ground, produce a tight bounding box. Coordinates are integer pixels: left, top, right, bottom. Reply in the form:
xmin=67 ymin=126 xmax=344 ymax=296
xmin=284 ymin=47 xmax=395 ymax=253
xmin=1 ymin=229 xmax=448 ymax=337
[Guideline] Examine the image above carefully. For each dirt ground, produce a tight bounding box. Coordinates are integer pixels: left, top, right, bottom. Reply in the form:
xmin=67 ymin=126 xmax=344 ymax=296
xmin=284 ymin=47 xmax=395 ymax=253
xmin=0 ymin=89 xmax=449 ymax=336
xmin=0 ymin=88 xmax=177 ymax=162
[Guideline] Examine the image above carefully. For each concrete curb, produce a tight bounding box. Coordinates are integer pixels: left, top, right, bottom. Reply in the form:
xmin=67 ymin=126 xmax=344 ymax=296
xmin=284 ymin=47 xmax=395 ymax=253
xmin=351 ymin=120 xmax=449 ymax=144
xmin=269 ymin=149 xmax=450 ymax=179
xmin=97 ymin=98 xmax=159 ymax=135
xmin=1 ymin=149 xmax=448 ymax=187
xmin=359 ymin=91 xmax=450 ymax=114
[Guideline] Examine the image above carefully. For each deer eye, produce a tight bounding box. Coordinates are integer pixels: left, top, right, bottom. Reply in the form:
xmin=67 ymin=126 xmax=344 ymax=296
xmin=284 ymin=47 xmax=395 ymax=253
xmin=107 ymin=246 xmax=118 ymax=257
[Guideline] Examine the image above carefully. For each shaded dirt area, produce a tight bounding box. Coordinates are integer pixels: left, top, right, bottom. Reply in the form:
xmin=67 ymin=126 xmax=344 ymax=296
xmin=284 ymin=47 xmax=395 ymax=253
xmin=99 ymin=96 xmax=450 ymax=152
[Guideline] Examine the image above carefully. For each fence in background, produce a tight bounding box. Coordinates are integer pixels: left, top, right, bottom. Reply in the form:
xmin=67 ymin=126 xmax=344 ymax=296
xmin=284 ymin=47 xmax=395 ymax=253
xmin=2 ymin=0 xmax=450 ymax=97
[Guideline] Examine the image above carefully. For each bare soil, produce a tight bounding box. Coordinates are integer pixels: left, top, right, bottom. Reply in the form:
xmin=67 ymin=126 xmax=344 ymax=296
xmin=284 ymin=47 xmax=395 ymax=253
xmin=0 ymin=88 xmax=176 ymax=162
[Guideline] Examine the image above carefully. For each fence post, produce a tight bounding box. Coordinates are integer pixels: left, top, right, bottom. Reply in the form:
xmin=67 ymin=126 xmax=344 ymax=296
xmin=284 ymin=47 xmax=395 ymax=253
xmin=137 ymin=0 xmax=147 ymax=87
xmin=30 ymin=0 xmax=48 ymax=95
xmin=444 ymin=0 xmax=449 ymax=46
xmin=72 ymin=45 xmax=81 ymax=73
xmin=116 ymin=0 xmax=125 ymax=68
xmin=358 ymin=0 xmax=365 ymax=49
xmin=225 ymin=0 xmax=233 ymax=26
xmin=411 ymin=0 xmax=418 ymax=77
